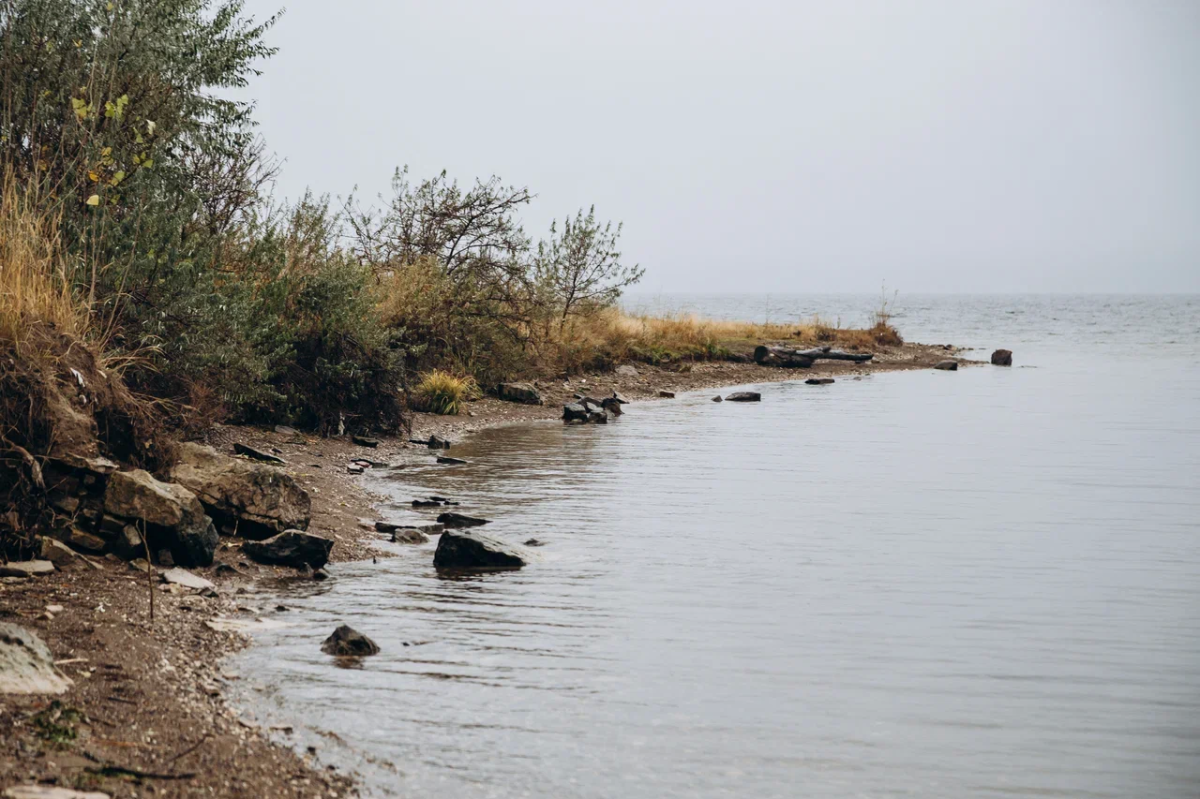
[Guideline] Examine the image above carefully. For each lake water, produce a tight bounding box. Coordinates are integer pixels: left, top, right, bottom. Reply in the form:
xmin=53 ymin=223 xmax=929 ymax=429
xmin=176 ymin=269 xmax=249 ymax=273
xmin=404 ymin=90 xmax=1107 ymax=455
xmin=231 ymin=294 xmax=1200 ymax=798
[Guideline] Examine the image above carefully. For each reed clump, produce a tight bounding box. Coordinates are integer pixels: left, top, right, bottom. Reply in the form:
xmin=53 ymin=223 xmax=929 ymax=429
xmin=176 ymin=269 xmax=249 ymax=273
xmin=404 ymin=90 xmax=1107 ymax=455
xmin=410 ymin=370 xmax=480 ymax=415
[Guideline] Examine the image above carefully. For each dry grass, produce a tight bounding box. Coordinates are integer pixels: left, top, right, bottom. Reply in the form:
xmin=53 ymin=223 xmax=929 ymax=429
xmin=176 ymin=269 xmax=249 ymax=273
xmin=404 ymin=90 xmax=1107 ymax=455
xmin=0 ymin=177 xmax=91 ymax=346
xmin=548 ymin=307 xmax=903 ymax=372
xmin=410 ymin=370 xmax=480 ymax=415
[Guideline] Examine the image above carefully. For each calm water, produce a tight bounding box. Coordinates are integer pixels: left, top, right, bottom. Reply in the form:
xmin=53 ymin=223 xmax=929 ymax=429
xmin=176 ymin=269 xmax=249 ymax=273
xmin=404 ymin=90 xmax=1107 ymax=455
xmin=232 ymin=295 xmax=1200 ymax=798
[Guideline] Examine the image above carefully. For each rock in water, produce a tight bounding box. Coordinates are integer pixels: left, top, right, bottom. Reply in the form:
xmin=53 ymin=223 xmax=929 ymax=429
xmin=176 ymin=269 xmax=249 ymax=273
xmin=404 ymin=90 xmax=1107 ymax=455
xmin=934 ymin=360 xmax=959 ymax=371
xmin=724 ymin=391 xmax=761 ymax=402
xmin=562 ymin=403 xmax=588 ymax=422
xmin=242 ymin=530 xmax=334 ymax=569
xmin=600 ymin=397 xmax=623 ymax=416
xmin=436 ymin=456 xmax=468 ymax=465
xmin=321 ymin=625 xmax=380 ymax=657
xmin=233 ymin=443 xmax=286 ymax=464
xmin=171 ymin=442 xmax=311 ymax=538
xmin=610 ymin=391 xmax=630 ymax=405
xmin=658 ymin=390 xmax=675 ymax=398
xmin=433 ymin=530 xmax=529 ymax=570
xmin=991 ymin=349 xmax=1013 ymax=366
xmin=498 ymin=381 xmax=543 ymax=405
xmin=805 ymin=378 xmax=835 ymax=385
xmin=712 ymin=395 xmax=723 ymax=402
xmin=586 ymin=410 xmax=609 ymax=424
xmin=437 ymin=512 xmax=491 ymax=529
xmin=390 ymin=529 xmax=429 ymax=544
xmin=0 ymin=623 xmax=73 ymax=694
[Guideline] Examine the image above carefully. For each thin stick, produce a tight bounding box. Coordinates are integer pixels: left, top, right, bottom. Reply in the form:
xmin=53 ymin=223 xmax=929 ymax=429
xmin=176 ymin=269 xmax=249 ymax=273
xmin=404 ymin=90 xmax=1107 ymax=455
xmin=140 ymin=519 xmax=153 ymax=623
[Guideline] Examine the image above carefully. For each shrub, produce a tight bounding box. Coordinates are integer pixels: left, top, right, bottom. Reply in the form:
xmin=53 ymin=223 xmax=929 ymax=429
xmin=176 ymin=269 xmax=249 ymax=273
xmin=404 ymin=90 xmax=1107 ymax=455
xmin=410 ymin=370 xmax=478 ymax=415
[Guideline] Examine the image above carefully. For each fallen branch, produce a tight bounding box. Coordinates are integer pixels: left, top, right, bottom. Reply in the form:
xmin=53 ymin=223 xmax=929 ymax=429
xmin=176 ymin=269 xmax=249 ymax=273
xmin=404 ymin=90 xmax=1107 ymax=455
xmin=753 ymin=345 xmax=874 ymax=368
xmin=82 ymin=750 xmax=196 ymax=781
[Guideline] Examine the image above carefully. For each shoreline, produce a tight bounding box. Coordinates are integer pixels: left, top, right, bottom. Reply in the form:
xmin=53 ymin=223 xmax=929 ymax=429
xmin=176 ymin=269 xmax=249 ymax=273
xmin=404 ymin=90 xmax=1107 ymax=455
xmin=0 ymin=342 xmax=965 ymax=798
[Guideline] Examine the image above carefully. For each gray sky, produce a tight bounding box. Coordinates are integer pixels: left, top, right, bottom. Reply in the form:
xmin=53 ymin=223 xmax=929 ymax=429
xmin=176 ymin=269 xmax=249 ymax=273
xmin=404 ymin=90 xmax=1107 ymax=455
xmin=236 ymin=0 xmax=1200 ymax=293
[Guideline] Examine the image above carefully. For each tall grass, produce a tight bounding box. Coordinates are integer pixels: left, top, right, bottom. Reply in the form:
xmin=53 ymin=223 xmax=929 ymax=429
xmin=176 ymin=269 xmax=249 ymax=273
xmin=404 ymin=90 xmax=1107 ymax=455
xmin=0 ymin=177 xmax=91 ymax=345
xmin=410 ymin=370 xmax=479 ymax=415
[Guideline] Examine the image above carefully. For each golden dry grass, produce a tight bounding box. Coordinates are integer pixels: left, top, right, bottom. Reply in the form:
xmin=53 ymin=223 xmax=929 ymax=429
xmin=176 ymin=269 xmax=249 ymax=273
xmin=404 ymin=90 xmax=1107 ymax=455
xmin=0 ymin=177 xmax=90 ymax=345
xmin=410 ymin=370 xmax=480 ymax=415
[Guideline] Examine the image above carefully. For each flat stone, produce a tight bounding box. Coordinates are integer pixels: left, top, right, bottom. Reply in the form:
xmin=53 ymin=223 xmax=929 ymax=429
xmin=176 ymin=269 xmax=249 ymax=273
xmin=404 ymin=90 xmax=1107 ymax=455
xmin=161 ymin=567 xmax=216 ymax=591
xmin=934 ymin=360 xmax=959 ymax=371
xmin=436 ymin=456 xmax=468 ymax=465
xmin=0 ymin=623 xmax=73 ymax=695
xmin=724 ymin=391 xmax=762 ymax=402
xmin=615 ymin=365 xmax=639 ymax=377
xmin=497 ymin=382 xmax=543 ymax=405
xmin=375 ymin=521 xmax=444 ymax=534
xmin=39 ymin=538 xmax=83 ymax=568
xmin=0 ymin=561 xmax=55 ymax=578
xmin=4 ymin=786 xmax=110 ymax=798
xmin=390 ymin=529 xmax=429 ymax=544
xmin=436 ymin=512 xmax=491 ymax=529
xmin=351 ymin=435 xmax=379 ymax=448
xmin=233 ymin=443 xmax=286 ymax=465
xmin=562 ymin=403 xmax=588 ymax=422
xmin=64 ymin=528 xmax=108 ymax=554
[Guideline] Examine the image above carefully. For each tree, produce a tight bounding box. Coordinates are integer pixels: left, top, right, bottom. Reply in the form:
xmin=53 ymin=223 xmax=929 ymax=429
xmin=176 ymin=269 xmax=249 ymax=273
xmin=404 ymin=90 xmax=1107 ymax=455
xmin=535 ymin=206 xmax=642 ymax=327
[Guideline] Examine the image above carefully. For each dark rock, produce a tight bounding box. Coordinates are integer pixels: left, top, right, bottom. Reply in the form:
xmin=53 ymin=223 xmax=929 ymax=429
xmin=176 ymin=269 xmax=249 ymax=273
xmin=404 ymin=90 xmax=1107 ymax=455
xmin=312 ymin=569 xmax=329 ymax=581
xmin=351 ymin=435 xmax=379 ymax=448
xmin=658 ymin=390 xmax=675 ymax=398
xmin=103 ymin=469 xmax=217 ymax=567
xmin=233 ymin=443 xmax=286 ymax=465
xmin=524 ymin=538 xmax=544 ymax=547
xmin=171 ymin=443 xmax=311 ymax=538
xmin=64 ymin=528 xmax=108 ymax=554
xmin=724 ymin=391 xmax=761 ymax=402
xmin=991 ymin=349 xmax=1013 ymax=366
xmin=433 ymin=530 xmax=530 ymax=570
xmin=321 ymin=625 xmax=380 ymax=657
xmin=497 ymin=381 xmax=543 ymax=405
xmin=39 ymin=538 xmax=85 ymax=569
xmin=587 ymin=410 xmax=609 ymax=424
xmin=436 ymin=512 xmax=491 ymax=529
xmin=411 ymin=499 xmax=441 ymax=508
xmin=347 ymin=464 xmax=364 ymax=475
xmin=562 ymin=403 xmax=588 ymax=422
xmin=214 ymin=563 xmax=240 ymax=576
xmin=409 ymin=435 xmax=452 ymax=449
xmin=114 ymin=524 xmax=143 ymax=559
xmin=436 ymin=456 xmax=468 ymax=465
xmin=934 ymin=360 xmax=958 ymax=371
xmin=611 ymin=391 xmax=630 ymax=405
xmin=242 ymin=530 xmax=334 ymax=570
xmin=600 ymin=397 xmax=623 ymax=416
xmin=429 ymin=496 xmax=452 ymax=503
xmin=712 ymin=395 xmax=723 ymax=402
xmin=376 ymin=520 xmax=444 ymax=534
xmin=805 ymin=378 xmax=835 ymax=385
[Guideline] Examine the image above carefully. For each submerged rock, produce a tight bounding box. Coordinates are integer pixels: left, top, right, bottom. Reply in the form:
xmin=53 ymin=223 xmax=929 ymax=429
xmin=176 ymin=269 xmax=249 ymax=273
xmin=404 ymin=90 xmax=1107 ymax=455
xmin=321 ymin=625 xmax=380 ymax=657
xmin=498 ymin=381 xmax=543 ymax=405
xmin=436 ymin=456 xmax=468 ymax=465
xmin=242 ymin=530 xmax=333 ymax=570
xmin=171 ymin=442 xmax=311 ymax=539
xmin=805 ymin=378 xmax=835 ymax=385
xmin=376 ymin=520 xmax=444 ymax=534
xmin=724 ymin=391 xmax=761 ymax=402
xmin=934 ymin=360 xmax=959 ymax=371
xmin=991 ymin=349 xmax=1013 ymax=366
xmin=390 ymin=529 xmax=429 ymax=544
xmin=587 ymin=410 xmax=609 ymax=424
xmin=433 ymin=530 xmax=530 ymax=570
xmin=0 ymin=623 xmax=72 ymax=694
xmin=437 ymin=512 xmax=491 ymax=529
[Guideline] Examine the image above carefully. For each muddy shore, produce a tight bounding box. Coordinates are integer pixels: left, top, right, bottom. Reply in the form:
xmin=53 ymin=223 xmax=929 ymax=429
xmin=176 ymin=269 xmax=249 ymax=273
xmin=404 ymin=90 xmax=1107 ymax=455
xmin=0 ymin=343 xmax=962 ymax=797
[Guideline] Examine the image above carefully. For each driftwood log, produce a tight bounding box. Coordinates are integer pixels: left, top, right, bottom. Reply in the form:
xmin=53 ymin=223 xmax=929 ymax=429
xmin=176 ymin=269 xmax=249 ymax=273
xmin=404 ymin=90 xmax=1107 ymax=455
xmin=753 ymin=345 xmax=874 ymax=368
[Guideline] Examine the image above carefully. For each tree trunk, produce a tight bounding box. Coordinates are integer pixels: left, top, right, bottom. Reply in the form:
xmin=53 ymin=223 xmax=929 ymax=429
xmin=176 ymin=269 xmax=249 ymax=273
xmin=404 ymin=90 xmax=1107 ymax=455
xmin=753 ymin=345 xmax=874 ymax=367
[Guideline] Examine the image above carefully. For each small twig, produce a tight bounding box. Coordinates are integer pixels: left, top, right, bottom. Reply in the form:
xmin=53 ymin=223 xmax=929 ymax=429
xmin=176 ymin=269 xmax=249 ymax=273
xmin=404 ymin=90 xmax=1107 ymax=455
xmin=105 ymin=695 xmax=138 ymax=706
xmin=81 ymin=749 xmax=195 ymax=781
xmin=164 ymin=732 xmax=211 ymax=765
xmin=140 ymin=519 xmax=153 ymax=623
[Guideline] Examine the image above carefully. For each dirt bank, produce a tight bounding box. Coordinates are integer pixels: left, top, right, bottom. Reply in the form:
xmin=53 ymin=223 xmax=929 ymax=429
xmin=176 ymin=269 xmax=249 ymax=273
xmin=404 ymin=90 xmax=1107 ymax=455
xmin=0 ymin=341 xmax=962 ymax=797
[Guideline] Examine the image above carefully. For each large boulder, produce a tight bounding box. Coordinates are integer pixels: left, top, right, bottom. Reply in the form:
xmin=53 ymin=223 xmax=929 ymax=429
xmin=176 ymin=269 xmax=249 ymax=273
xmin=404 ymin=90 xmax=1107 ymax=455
xmin=498 ymin=382 xmax=543 ymax=405
xmin=991 ymin=349 xmax=1013 ymax=366
xmin=170 ymin=442 xmax=311 ymax=539
xmin=103 ymin=470 xmax=217 ymax=567
xmin=242 ymin=530 xmax=333 ymax=569
xmin=0 ymin=623 xmax=73 ymax=694
xmin=433 ymin=530 xmax=530 ymax=570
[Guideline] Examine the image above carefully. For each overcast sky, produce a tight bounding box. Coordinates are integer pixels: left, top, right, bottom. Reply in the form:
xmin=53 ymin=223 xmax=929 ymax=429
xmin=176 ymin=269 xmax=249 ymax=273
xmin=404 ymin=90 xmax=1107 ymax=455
xmin=235 ymin=0 xmax=1200 ymax=294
